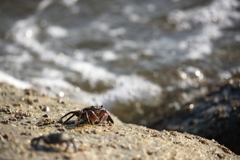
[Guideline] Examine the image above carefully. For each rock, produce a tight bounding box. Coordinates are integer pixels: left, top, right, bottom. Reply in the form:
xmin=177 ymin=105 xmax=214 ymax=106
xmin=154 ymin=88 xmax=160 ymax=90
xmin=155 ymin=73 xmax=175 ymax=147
xmin=0 ymin=82 xmax=239 ymax=159
xmin=153 ymin=76 xmax=240 ymax=155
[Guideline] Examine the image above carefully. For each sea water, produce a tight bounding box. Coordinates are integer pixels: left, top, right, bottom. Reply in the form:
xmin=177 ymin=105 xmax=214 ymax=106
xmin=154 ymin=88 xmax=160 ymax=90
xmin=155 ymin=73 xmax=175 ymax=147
xmin=0 ymin=0 xmax=240 ymax=124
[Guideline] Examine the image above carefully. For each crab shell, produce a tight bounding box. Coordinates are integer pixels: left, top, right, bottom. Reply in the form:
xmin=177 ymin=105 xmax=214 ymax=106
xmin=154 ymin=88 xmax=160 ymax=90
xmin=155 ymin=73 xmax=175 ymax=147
xmin=78 ymin=105 xmax=114 ymax=124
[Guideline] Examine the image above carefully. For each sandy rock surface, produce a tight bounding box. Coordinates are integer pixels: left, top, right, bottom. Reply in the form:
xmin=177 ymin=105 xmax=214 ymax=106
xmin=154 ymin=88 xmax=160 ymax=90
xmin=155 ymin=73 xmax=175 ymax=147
xmin=0 ymin=83 xmax=239 ymax=160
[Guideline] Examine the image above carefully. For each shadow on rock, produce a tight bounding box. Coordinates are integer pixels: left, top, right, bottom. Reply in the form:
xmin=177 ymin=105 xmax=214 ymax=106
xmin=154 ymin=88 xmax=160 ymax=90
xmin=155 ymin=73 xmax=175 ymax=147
xmin=31 ymin=145 xmax=62 ymax=152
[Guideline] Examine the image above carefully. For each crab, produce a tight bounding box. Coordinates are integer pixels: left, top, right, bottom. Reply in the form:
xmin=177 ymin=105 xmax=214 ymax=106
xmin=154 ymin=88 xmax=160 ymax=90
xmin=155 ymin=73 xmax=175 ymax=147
xmin=58 ymin=105 xmax=114 ymax=125
xmin=31 ymin=133 xmax=77 ymax=152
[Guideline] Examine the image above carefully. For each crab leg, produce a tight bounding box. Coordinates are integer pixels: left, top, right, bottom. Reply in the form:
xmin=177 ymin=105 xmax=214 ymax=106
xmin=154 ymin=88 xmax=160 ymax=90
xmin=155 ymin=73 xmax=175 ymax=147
xmin=87 ymin=110 xmax=99 ymax=124
xmin=64 ymin=141 xmax=70 ymax=152
xmin=71 ymin=139 xmax=77 ymax=152
xmin=99 ymin=113 xmax=108 ymax=124
xmin=107 ymin=114 xmax=114 ymax=124
xmin=82 ymin=111 xmax=90 ymax=124
xmin=63 ymin=114 xmax=76 ymax=124
xmin=58 ymin=110 xmax=79 ymax=123
xmin=98 ymin=110 xmax=114 ymax=124
xmin=31 ymin=137 xmax=42 ymax=147
xmin=77 ymin=110 xmax=84 ymax=125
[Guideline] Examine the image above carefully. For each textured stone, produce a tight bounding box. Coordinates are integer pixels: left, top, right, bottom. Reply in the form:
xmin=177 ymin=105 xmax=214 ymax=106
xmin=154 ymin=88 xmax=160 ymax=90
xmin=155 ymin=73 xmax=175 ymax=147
xmin=0 ymin=83 xmax=239 ymax=160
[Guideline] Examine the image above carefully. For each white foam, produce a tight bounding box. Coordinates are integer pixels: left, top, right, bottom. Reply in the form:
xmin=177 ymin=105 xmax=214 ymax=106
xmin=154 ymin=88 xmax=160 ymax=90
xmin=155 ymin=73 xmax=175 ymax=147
xmin=42 ymin=68 xmax=64 ymax=79
xmin=0 ymin=71 xmax=32 ymax=89
xmin=74 ymin=75 xmax=162 ymax=109
xmin=37 ymin=0 xmax=54 ymax=12
xmin=106 ymin=75 xmax=161 ymax=104
xmin=69 ymin=61 xmax=116 ymax=88
xmin=30 ymin=77 xmax=73 ymax=90
xmin=143 ymin=0 xmax=240 ymax=61
xmin=9 ymin=14 xmax=162 ymax=107
xmin=102 ymin=50 xmax=118 ymax=61
xmin=47 ymin=26 xmax=68 ymax=38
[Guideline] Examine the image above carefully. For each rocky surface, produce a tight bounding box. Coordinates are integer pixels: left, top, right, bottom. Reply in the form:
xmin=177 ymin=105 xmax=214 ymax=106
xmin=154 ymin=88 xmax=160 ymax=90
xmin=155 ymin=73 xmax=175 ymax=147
xmin=152 ymin=75 xmax=240 ymax=155
xmin=0 ymin=83 xmax=239 ymax=160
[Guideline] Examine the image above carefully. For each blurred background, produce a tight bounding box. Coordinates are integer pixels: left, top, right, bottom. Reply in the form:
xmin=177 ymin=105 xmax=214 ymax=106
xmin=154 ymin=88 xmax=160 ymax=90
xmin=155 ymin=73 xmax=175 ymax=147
xmin=0 ymin=0 xmax=240 ymax=126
